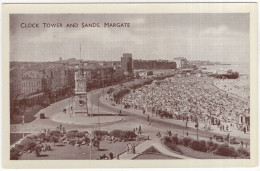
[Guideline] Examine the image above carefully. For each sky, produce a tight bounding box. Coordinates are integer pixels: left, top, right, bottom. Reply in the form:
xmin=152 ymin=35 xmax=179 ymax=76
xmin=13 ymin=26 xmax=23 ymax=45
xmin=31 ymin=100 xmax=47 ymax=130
xmin=10 ymin=13 xmax=249 ymax=64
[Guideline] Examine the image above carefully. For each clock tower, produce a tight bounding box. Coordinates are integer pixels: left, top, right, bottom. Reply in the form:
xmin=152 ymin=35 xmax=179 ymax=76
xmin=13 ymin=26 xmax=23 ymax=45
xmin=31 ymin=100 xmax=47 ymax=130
xmin=73 ymin=68 xmax=88 ymax=115
xmin=75 ymin=69 xmax=87 ymax=94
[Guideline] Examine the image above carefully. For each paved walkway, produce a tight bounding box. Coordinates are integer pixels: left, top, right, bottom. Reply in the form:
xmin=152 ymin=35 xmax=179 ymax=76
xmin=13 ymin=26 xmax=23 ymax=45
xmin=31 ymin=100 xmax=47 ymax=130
xmin=101 ymin=94 xmax=250 ymax=140
xmin=51 ymin=112 xmax=123 ymax=125
xmin=116 ymin=139 xmax=193 ymax=160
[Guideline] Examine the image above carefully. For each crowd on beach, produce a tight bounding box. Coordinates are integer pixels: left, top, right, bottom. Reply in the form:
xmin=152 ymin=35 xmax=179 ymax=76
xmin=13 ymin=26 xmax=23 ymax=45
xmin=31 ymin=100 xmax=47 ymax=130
xmin=119 ymin=75 xmax=250 ymax=131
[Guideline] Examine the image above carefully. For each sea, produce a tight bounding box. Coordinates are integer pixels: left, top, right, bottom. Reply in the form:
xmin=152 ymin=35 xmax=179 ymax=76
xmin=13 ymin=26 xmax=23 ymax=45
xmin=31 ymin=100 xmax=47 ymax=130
xmin=202 ymin=64 xmax=250 ymax=75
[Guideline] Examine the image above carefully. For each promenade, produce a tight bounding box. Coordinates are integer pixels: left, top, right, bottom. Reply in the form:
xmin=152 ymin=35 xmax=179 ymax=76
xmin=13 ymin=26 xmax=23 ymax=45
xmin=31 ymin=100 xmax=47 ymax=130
xmin=116 ymin=139 xmax=193 ymax=160
xmin=100 ymin=94 xmax=249 ymax=141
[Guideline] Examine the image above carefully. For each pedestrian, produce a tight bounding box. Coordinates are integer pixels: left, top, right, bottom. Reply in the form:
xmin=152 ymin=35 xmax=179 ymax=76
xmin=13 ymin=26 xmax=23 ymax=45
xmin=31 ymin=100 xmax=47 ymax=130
xmin=63 ymin=127 xmax=66 ymax=134
xmin=241 ymin=140 xmax=244 ymax=147
xmin=133 ymin=145 xmax=136 ymax=154
xmin=127 ymin=143 xmax=129 ymax=153
xmin=109 ymin=152 xmax=114 ymax=160
xmin=45 ymin=144 xmax=48 ymax=151
xmin=185 ymin=117 xmax=188 ymax=128
xmin=186 ymin=131 xmax=189 ymax=137
xmin=243 ymin=127 xmax=246 ymax=134
xmin=157 ymin=131 xmax=161 ymax=138
xmin=175 ymin=131 xmax=178 ymax=138
xmin=168 ymin=130 xmax=172 ymax=137
xmin=99 ymin=155 xmax=103 ymax=160
xmin=42 ymin=144 xmax=46 ymax=151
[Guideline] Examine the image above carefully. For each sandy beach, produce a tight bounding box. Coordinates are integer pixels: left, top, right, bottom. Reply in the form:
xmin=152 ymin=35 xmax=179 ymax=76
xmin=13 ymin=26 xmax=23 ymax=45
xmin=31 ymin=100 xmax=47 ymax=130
xmin=213 ymin=75 xmax=250 ymax=101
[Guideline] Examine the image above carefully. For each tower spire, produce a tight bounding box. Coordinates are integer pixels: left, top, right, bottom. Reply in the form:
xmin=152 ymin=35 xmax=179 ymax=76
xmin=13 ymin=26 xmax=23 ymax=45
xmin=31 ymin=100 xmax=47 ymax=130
xmin=80 ymin=42 xmax=81 ymax=60
xmin=79 ymin=43 xmax=83 ymax=74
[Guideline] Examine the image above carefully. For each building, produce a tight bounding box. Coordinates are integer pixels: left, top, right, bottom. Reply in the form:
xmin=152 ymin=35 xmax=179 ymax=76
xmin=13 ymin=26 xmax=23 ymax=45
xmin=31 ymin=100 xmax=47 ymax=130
xmin=133 ymin=60 xmax=176 ymax=70
xmin=21 ymin=77 xmax=42 ymax=96
xmin=82 ymin=65 xmax=122 ymax=90
xmin=10 ymin=68 xmax=22 ymax=99
xmin=9 ymin=59 xmax=126 ymax=110
xmin=22 ymin=70 xmax=44 ymax=78
xmin=121 ymin=53 xmax=133 ymax=75
xmin=19 ymin=70 xmax=44 ymax=97
xmin=10 ymin=68 xmax=23 ymax=113
xmin=173 ymin=57 xmax=189 ymax=69
xmin=68 ymin=68 xmax=77 ymax=91
xmin=112 ymin=65 xmax=124 ymax=83
xmin=50 ymin=69 xmax=63 ymax=94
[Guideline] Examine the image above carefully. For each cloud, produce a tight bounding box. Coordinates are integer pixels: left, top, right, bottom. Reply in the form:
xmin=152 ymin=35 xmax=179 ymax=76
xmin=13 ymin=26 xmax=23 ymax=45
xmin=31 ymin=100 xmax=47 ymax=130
xmin=201 ymin=25 xmax=247 ymax=38
xmin=25 ymin=25 xmax=143 ymax=47
xmin=201 ymin=25 xmax=228 ymax=36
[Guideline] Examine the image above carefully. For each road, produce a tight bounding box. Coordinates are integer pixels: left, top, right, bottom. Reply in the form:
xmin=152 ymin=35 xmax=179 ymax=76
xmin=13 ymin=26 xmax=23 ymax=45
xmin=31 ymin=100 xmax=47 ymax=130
xmin=89 ymin=88 xmax=250 ymax=144
xmin=10 ymin=82 xmax=250 ymax=146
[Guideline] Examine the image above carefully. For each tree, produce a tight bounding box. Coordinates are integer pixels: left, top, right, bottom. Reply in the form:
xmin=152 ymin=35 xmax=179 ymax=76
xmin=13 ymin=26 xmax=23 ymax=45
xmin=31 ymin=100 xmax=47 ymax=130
xmin=51 ymin=136 xmax=59 ymax=147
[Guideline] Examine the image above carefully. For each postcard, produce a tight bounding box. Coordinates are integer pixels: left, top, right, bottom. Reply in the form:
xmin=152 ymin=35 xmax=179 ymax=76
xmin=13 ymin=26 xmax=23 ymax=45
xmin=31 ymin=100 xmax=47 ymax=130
xmin=2 ymin=3 xmax=258 ymax=168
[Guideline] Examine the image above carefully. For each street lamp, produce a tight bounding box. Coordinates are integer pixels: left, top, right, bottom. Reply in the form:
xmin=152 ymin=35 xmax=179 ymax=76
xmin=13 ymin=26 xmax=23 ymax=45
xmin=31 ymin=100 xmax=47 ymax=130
xmin=196 ymin=117 xmax=199 ymax=140
xmin=151 ymin=85 xmax=154 ymax=117
xmin=228 ymin=133 xmax=231 ymax=147
xmin=68 ymin=92 xmax=71 ymax=117
xmin=22 ymin=114 xmax=25 ymax=138
xmin=103 ymin=79 xmax=105 ymax=100
xmin=89 ymin=132 xmax=92 ymax=160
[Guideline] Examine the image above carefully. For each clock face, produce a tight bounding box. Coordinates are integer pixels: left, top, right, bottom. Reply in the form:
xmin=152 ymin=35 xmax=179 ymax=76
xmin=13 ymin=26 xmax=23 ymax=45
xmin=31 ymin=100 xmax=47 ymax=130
xmin=79 ymin=82 xmax=83 ymax=87
xmin=75 ymin=78 xmax=86 ymax=93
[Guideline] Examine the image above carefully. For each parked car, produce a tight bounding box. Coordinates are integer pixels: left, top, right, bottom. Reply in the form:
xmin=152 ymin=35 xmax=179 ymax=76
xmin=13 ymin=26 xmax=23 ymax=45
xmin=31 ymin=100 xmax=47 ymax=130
xmin=40 ymin=113 xmax=45 ymax=119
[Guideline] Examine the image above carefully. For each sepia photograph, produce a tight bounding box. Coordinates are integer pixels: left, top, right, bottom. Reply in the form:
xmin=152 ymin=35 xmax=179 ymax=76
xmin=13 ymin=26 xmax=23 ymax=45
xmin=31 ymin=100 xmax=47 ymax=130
xmin=2 ymin=3 xmax=258 ymax=169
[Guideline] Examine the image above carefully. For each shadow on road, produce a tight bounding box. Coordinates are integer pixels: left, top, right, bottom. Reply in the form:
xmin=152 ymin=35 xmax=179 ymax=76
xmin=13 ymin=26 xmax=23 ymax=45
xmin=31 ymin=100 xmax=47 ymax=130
xmin=98 ymin=148 xmax=108 ymax=151
xmin=38 ymin=154 xmax=49 ymax=157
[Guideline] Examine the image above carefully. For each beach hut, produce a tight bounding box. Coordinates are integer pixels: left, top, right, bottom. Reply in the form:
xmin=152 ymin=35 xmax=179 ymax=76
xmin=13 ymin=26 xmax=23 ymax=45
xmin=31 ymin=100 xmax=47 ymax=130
xmin=236 ymin=113 xmax=250 ymax=131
